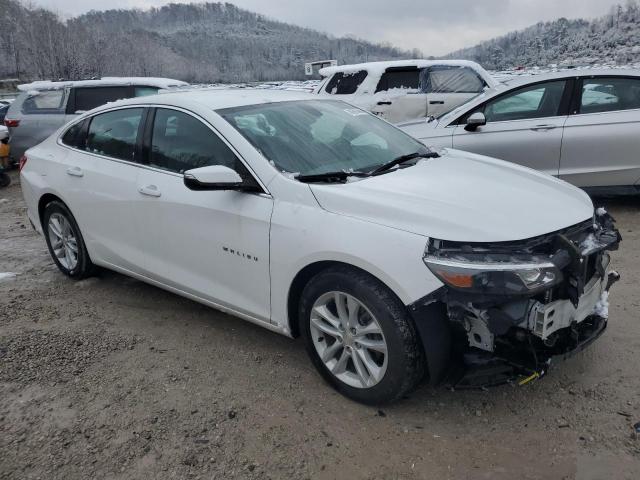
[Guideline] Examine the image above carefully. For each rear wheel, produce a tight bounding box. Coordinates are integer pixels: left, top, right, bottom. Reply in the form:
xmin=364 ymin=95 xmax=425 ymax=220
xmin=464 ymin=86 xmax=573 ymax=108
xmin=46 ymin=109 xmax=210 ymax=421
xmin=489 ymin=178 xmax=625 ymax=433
xmin=42 ymin=201 xmax=95 ymax=278
xmin=299 ymin=266 xmax=424 ymax=404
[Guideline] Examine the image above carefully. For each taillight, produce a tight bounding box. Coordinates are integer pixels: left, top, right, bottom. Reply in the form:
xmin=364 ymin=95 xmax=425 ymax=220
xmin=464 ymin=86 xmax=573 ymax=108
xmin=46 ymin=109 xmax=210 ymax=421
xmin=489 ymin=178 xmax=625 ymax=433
xmin=4 ymin=119 xmax=19 ymax=128
xmin=19 ymin=155 xmax=27 ymax=172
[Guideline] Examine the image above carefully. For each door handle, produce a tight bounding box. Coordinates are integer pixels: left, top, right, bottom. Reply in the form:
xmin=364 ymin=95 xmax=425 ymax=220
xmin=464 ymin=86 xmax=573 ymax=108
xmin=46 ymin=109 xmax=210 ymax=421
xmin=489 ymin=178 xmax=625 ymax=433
xmin=138 ymin=185 xmax=161 ymax=197
xmin=66 ymin=166 xmax=84 ymax=177
xmin=429 ymin=100 xmax=445 ymax=105
xmin=530 ymin=124 xmax=557 ymax=131
xmin=377 ymin=101 xmax=392 ymax=106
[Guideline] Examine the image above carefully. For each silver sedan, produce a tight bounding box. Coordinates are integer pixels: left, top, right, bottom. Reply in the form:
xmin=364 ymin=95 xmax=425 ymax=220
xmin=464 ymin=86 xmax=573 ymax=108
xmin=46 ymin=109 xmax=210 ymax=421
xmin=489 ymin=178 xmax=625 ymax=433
xmin=399 ymin=69 xmax=640 ymax=195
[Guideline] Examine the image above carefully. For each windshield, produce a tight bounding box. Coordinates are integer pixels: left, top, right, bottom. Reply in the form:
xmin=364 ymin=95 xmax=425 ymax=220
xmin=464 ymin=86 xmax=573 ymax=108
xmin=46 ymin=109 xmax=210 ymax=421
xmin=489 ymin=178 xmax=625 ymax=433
xmin=218 ymin=100 xmax=428 ymax=176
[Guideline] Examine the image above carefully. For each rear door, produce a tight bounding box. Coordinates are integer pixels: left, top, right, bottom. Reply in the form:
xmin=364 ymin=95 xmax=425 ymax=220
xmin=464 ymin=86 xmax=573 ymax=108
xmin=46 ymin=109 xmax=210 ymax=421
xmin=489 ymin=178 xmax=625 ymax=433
xmin=450 ymin=79 xmax=571 ymax=176
xmin=59 ymin=107 xmax=146 ymax=272
xmin=422 ymin=66 xmax=488 ymax=117
xmin=370 ymin=67 xmax=428 ymax=123
xmin=560 ymin=76 xmax=640 ymax=189
xmin=135 ymin=107 xmax=273 ymax=321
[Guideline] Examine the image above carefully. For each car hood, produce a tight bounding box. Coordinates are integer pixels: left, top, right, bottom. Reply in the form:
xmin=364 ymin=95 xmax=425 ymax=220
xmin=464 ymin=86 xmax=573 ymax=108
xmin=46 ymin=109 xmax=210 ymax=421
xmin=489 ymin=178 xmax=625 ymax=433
xmin=309 ymin=149 xmax=594 ymax=242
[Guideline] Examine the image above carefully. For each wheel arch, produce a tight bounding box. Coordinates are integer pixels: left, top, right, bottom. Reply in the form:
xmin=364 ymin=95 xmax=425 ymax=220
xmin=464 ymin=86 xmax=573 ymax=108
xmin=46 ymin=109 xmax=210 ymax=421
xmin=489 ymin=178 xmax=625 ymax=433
xmin=286 ymin=260 xmax=409 ymax=338
xmin=38 ymin=193 xmax=68 ymax=229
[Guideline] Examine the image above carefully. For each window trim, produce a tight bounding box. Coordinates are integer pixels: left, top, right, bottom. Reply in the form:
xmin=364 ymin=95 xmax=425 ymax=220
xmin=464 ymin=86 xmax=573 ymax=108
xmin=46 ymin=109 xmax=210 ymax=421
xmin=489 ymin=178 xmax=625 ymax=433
xmin=573 ymin=75 xmax=640 ymax=116
xmin=449 ymin=77 xmax=575 ymax=126
xmin=57 ymin=104 xmax=269 ymax=195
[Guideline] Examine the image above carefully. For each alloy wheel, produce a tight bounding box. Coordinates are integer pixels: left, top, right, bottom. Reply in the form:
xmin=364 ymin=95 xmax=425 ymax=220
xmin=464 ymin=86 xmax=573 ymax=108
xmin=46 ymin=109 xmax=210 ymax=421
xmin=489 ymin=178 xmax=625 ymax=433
xmin=48 ymin=213 xmax=79 ymax=270
xmin=310 ymin=291 xmax=388 ymax=389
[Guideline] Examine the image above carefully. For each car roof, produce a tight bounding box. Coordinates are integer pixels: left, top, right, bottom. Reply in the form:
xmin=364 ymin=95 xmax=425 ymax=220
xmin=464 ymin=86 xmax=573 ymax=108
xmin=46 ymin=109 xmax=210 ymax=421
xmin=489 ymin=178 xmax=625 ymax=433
xmin=318 ymin=59 xmax=488 ymax=77
xmin=17 ymin=77 xmax=188 ymax=92
xmin=499 ymin=68 xmax=640 ymax=88
xmin=82 ymin=88 xmax=318 ymax=114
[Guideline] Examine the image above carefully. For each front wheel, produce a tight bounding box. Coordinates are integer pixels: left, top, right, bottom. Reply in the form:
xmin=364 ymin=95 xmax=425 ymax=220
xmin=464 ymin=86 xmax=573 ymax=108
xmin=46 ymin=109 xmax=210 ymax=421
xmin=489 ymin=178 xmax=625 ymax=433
xmin=42 ymin=201 xmax=95 ymax=279
xmin=299 ymin=266 xmax=425 ymax=404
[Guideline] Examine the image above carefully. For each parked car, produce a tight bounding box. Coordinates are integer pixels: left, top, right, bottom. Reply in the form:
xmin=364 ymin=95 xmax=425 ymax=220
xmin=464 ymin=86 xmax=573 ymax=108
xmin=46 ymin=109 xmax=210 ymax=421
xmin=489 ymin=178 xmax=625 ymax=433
xmin=0 ymin=103 xmax=9 ymax=125
xmin=315 ymin=60 xmax=498 ymax=123
xmin=399 ymin=69 xmax=640 ymax=195
xmin=4 ymin=77 xmax=187 ymax=160
xmin=20 ymin=90 xmax=620 ymax=403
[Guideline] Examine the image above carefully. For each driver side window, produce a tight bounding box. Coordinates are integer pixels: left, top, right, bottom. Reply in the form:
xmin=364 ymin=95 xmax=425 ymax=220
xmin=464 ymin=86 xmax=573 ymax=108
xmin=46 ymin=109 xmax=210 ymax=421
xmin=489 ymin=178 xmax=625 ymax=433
xmin=480 ymin=80 xmax=567 ymax=123
xmin=150 ymin=109 xmax=240 ymax=174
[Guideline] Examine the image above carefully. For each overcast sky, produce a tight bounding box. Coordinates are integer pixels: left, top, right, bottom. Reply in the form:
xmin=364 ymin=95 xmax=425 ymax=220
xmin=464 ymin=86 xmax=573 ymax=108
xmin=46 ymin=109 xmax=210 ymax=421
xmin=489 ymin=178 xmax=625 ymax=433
xmin=33 ymin=0 xmax=622 ymax=55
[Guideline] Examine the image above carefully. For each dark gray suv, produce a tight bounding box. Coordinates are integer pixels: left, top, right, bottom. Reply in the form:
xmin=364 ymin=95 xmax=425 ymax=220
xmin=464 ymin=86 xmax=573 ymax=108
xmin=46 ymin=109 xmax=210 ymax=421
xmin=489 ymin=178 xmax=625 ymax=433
xmin=4 ymin=77 xmax=187 ymax=160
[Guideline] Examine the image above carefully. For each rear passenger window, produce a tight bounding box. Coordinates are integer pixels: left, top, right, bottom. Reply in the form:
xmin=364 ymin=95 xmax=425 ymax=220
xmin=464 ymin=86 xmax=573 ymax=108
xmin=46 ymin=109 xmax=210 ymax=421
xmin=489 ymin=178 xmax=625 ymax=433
xmin=21 ymin=90 xmax=65 ymax=114
xmin=74 ymin=87 xmax=131 ymax=112
xmin=324 ymin=71 xmax=368 ymax=95
xmin=580 ymin=78 xmax=640 ymax=114
xmin=375 ymin=69 xmax=420 ymax=92
xmin=86 ymin=108 xmax=143 ymax=161
xmin=422 ymin=67 xmax=485 ymax=93
xmin=150 ymin=109 xmax=239 ymax=174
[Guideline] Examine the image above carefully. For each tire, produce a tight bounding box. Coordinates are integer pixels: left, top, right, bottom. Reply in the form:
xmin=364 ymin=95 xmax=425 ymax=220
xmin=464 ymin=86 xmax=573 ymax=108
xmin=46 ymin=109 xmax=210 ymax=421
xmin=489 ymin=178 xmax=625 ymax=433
xmin=0 ymin=172 xmax=10 ymax=188
xmin=299 ymin=266 xmax=425 ymax=404
xmin=42 ymin=201 xmax=95 ymax=279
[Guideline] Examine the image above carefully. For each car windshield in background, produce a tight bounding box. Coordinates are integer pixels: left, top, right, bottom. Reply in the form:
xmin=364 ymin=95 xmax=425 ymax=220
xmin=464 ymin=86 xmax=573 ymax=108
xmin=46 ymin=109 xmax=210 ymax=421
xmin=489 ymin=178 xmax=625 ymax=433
xmin=218 ymin=100 xmax=428 ymax=176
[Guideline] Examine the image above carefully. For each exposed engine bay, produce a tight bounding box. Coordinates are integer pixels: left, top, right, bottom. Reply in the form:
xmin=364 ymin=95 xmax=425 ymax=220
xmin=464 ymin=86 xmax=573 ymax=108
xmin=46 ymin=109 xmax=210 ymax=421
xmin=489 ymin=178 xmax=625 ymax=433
xmin=412 ymin=208 xmax=622 ymax=388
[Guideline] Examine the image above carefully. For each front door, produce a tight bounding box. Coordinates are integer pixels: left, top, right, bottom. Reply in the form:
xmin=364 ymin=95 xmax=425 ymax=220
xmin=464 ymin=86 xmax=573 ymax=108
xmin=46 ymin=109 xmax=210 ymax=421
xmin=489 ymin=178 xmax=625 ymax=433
xmin=136 ymin=107 xmax=273 ymax=322
xmin=450 ymin=79 xmax=570 ymax=176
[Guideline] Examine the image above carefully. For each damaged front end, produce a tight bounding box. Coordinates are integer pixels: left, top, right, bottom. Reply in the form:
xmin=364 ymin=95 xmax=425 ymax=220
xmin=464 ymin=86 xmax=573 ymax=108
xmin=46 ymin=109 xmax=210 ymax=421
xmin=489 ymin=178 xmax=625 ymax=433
xmin=411 ymin=209 xmax=622 ymax=389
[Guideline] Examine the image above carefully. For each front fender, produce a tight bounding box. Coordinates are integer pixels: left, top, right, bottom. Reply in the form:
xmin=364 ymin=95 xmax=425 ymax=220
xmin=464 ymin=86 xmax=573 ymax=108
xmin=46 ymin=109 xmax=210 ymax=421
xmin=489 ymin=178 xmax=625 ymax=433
xmin=269 ymin=200 xmax=443 ymax=333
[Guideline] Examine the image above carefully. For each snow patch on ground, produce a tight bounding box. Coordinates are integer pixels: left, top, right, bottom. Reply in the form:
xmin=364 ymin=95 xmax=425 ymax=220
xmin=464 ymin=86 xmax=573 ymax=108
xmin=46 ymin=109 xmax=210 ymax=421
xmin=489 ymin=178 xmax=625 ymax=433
xmin=0 ymin=272 xmax=18 ymax=282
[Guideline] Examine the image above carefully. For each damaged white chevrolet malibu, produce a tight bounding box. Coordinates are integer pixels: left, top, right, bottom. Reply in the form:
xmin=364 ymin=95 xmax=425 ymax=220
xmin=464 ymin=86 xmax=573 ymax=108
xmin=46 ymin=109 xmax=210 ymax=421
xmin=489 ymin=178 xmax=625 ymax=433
xmin=19 ymin=90 xmax=621 ymax=404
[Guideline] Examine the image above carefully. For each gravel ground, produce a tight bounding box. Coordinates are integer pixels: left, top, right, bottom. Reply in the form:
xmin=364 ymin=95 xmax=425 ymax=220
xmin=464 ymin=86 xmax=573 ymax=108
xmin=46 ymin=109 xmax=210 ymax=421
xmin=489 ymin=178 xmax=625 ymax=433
xmin=1 ymin=170 xmax=639 ymax=480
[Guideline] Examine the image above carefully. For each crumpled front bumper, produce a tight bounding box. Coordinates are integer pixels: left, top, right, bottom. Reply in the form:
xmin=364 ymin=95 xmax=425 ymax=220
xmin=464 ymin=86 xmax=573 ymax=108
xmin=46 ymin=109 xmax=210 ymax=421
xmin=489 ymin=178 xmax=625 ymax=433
xmin=409 ymin=211 xmax=622 ymax=389
xmin=447 ymin=271 xmax=619 ymax=390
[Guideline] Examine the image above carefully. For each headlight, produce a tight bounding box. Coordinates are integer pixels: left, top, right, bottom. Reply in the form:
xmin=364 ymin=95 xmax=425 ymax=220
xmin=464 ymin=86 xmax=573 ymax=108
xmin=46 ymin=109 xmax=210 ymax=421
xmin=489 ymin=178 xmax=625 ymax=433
xmin=423 ymin=254 xmax=562 ymax=295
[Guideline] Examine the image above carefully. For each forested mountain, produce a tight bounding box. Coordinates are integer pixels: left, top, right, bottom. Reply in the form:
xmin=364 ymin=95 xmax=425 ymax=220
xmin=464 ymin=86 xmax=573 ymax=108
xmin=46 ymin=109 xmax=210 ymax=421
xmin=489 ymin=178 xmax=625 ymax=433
xmin=446 ymin=1 xmax=640 ymax=69
xmin=0 ymin=1 xmax=415 ymax=83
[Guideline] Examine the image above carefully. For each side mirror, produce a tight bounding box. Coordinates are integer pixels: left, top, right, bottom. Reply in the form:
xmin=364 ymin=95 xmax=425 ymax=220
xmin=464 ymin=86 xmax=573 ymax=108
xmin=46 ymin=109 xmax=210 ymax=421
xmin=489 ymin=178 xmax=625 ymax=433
xmin=464 ymin=112 xmax=486 ymax=132
xmin=183 ymin=165 xmax=243 ymax=191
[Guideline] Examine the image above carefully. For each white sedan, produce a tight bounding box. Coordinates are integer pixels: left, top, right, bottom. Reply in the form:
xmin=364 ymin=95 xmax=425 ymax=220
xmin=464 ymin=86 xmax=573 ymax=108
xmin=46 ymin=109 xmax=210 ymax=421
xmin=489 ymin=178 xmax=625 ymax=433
xmin=20 ymin=90 xmax=620 ymax=403
xmin=399 ymin=69 xmax=640 ymax=195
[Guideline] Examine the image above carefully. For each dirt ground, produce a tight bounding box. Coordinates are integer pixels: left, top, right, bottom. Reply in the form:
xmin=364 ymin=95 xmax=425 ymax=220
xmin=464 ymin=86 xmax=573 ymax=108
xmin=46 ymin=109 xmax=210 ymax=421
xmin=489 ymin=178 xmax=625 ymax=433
xmin=1 ymin=169 xmax=639 ymax=480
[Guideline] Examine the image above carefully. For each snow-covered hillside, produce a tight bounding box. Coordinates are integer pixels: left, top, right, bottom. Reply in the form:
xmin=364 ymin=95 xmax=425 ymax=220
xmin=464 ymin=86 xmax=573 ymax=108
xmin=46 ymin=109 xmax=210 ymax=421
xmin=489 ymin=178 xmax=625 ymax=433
xmin=448 ymin=2 xmax=640 ymax=70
